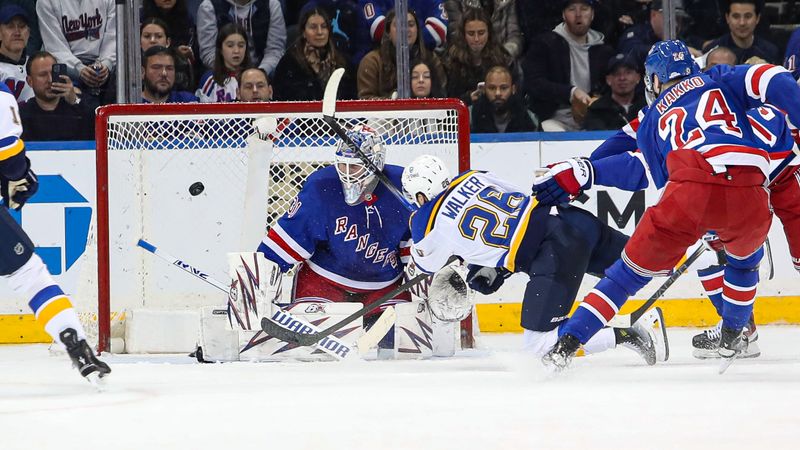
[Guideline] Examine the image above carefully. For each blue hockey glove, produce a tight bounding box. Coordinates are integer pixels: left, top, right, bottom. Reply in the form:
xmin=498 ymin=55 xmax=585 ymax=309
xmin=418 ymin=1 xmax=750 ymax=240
xmin=466 ymin=264 xmax=511 ymax=295
xmin=532 ymin=158 xmax=593 ymax=206
xmin=1 ymin=157 xmax=38 ymax=210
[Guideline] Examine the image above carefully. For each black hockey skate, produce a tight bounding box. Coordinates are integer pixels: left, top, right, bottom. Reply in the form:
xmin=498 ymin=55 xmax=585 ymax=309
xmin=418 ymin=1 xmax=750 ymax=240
xmin=59 ymin=328 xmax=111 ymax=383
xmin=692 ymin=314 xmax=760 ymax=359
xmin=615 ymin=323 xmax=657 ymax=365
xmin=718 ymin=326 xmax=749 ymax=374
xmin=542 ymin=334 xmax=580 ymax=371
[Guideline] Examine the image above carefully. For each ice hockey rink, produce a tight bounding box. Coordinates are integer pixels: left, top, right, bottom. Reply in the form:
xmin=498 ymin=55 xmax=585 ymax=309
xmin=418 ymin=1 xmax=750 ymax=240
xmin=1 ymin=328 xmax=799 ymax=450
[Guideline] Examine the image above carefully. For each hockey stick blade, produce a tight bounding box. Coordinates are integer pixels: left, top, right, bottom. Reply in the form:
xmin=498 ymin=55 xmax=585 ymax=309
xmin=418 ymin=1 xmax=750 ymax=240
xmin=321 ymin=68 xmax=414 ymax=211
xmin=608 ymin=244 xmax=707 ymax=328
xmin=261 ymin=268 xmax=438 ymax=347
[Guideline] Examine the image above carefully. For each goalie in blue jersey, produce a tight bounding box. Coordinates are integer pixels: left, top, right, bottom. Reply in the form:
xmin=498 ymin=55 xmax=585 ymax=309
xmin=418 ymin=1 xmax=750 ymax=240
xmin=0 ymin=83 xmax=109 ymax=383
xmin=256 ymin=125 xmax=414 ymax=349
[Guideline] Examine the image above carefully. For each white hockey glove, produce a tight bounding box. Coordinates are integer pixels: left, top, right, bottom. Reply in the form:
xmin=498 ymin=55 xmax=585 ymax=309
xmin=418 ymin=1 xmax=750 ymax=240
xmin=427 ymin=264 xmax=474 ymax=322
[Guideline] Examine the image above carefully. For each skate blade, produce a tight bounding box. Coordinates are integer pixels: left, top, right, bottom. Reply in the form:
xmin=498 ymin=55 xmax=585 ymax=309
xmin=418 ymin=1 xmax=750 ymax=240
xmin=718 ymin=356 xmax=737 ymax=374
xmin=85 ymin=371 xmax=109 ymax=391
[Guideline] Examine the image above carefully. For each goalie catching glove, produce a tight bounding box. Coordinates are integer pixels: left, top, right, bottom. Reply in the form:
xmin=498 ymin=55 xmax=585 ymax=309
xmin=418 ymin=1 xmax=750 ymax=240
xmin=1 ymin=157 xmax=38 ymax=210
xmin=532 ymin=157 xmax=593 ymax=206
xmin=427 ymin=264 xmax=474 ymax=322
xmin=466 ymin=265 xmax=511 ymax=295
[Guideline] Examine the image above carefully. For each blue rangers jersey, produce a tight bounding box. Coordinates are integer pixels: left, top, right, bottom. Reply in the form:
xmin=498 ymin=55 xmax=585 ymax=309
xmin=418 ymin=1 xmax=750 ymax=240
xmin=358 ymin=0 xmax=448 ymax=58
xmin=594 ymin=64 xmax=800 ymax=190
xmin=408 ymin=170 xmax=547 ymax=275
xmin=257 ymin=164 xmax=411 ymax=291
xmin=784 ymin=28 xmax=800 ymax=81
xmin=590 ymin=104 xmax=799 ymax=192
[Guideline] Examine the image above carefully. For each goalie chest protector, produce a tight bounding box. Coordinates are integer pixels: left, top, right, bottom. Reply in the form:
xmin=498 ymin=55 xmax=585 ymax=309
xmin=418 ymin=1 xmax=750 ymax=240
xmin=260 ymin=165 xmax=412 ymax=289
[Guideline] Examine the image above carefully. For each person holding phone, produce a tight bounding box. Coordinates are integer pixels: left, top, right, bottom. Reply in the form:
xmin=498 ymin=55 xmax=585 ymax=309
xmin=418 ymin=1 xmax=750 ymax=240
xmin=18 ymin=51 xmax=97 ymax=141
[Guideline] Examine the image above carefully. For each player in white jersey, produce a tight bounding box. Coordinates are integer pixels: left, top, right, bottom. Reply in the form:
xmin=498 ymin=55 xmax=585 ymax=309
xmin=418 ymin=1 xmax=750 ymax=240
xmin=402 ymin=155 xmax=668 ymax=364
xmin=0 ymin=83 xmax=109 ymax=382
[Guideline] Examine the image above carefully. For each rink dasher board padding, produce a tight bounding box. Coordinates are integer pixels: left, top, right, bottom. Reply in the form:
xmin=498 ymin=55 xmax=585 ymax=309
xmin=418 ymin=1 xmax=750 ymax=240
xmin=0 ymin=136 xmax=797 ymax=344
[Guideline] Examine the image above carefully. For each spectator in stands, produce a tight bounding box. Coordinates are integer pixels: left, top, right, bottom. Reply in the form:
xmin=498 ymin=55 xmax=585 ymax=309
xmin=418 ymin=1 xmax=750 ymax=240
xmin=19 ymin=51 xmax=98 ymax=141
xmin=617 ymin=0 xmax=698 ymax=64
xmin=357 ymin=9 xmax=446 ymax=99
xmin=141 ymin=46 xmax=199 ymax=103
xmin=704 ymin=45 xmax=737 ymax=70
xmin=703 ymin=0 xmax=778 ymax=64
xmin=784 ymin=28 xmax=800 ymax=81
xmin=522 ymin=0 xmax=614 ymax=132
xmin=356 ymin=0 xmax=448 ymax=63
xmin=197 ymin=0 xmax=286 ymax=76
xmin=297 ymin=1 xmax=360 ymax=64
xmin=196 ymin=23 xmax=252 ymax=102
xmin=37 ymin=0 xmax=117 ymax=103
xmin=470 ymin=65 xmax=537 ymax=133
xmin=445 ymin=8 xmax=513 ymax=105
xmin=410 ymin=59 xmax=445 ymax=98
xmin=272 ymin=7 xmax=356 ymax=101
xmin=141 ymin=17 xmax=196 ymax=91
xmin=0 ymin=4 xmax=33 ymax=102
xmin=518 ymin=0 xmax=616 ymax=50
xmin=142 ymin=0 xmax=198 ymax=68
xmin=444 ymin=0 xmax=523 ymax=60
xmin=4 ymin=0 xmax=42 ymax=58
xmin=236 ymin=67 xmax=272 ymax=101
xmin=583 ymin=52 xmax=644 ymax=131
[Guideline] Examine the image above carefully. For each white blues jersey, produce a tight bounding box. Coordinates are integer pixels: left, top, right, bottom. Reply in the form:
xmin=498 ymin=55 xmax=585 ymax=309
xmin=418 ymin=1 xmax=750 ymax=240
xmin=0 ymin=83 xmax=24 ymax=164
xmin=409 ymin=170 xmax=547 ymax=274
xmin=257 ymin=164 xmax=411 ymax=291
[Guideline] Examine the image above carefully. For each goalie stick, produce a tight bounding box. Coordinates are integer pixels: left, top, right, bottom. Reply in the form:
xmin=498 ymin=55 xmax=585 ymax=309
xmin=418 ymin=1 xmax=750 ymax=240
xmin=322 ymin=68 xmax=414 ymax=212
xmin=607 ymin=244 xmax=707 ymax=328
xmin=136 ymin=239 xmax=395 ymax=359
xmin=261 ymin=264 xmax=443 ymax=346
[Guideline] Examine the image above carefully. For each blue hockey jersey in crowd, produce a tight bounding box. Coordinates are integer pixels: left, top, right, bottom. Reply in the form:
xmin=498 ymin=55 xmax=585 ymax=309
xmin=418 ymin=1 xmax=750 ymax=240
xmin=357 ymin=0 xmax=448 ymax=60
xmin=257 ymin=164 xmax=412 ymax=291
xmin=784 ymin=28 xmax=800 ymax=81
xmin=590 ymin=64 xmax=800 ymax=191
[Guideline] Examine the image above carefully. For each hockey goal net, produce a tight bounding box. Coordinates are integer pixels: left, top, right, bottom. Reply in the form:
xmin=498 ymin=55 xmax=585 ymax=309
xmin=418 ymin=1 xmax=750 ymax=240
xmin=89 ymin=99 xmax=471 ymax=353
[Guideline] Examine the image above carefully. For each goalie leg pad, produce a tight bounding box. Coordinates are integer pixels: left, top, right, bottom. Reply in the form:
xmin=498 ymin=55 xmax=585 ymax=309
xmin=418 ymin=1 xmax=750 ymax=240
xmin=227 ymin=252 xmax=282 ymax=330
xmin=393 ymin=301 xmax=434 ymax=360
xmin=198 ymin=306 xmax=240 ymax=362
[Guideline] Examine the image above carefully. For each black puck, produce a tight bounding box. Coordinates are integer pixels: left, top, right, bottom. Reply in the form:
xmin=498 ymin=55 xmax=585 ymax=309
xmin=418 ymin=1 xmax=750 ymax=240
xmin=189 ymin=182 xmax=205 ymax=196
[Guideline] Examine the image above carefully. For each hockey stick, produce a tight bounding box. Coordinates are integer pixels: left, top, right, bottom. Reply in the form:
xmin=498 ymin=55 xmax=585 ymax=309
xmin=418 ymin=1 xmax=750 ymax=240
xmin=136 ymin=239 xmax=371 ymax=360
xmin=322 ymin=68 xmax=414 ymax=212
xmin=261 ymin=267 xmax=436 ymax=346
xmin=607 ymin=244 xmax=707 ymax=328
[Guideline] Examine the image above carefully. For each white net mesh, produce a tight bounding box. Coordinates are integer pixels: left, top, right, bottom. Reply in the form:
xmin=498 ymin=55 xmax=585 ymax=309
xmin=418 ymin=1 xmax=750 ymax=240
xmin=85 ymin=101 xmax=467 ymax=352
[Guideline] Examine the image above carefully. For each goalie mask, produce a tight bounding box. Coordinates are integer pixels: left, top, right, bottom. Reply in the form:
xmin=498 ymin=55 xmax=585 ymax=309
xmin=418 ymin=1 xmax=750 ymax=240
xmin=335 ymin=124 xmax=386 ymax=205
xmin=401 ymin=155 xmax=451 ymax=207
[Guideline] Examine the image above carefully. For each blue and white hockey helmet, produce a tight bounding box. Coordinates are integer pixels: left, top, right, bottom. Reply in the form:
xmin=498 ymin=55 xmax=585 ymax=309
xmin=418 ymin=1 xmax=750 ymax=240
xmin=644 ymin=40 xmax=700 ymax=105
xmin=402 ymin=154 xmax=451 ymax=207
xmin=335 ymin=124 xmax=386 ymax=205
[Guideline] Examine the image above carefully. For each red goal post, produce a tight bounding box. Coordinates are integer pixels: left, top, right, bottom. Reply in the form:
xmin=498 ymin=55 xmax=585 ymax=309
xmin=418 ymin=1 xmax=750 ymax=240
xmin=93 ymin=99 xmax=472 ymax=353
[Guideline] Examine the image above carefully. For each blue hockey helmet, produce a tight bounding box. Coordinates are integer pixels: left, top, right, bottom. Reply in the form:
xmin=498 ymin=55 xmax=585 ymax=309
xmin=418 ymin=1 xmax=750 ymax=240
xmin=334 ymin=124 xmax=386 ymax=205
xmin=643 ymin=40 xmax=700 ymax=105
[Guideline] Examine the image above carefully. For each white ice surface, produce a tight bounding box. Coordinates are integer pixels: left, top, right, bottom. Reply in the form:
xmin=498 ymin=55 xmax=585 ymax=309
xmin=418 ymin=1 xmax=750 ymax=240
xmin=2 ymin=327 xmax=799 ymax=450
